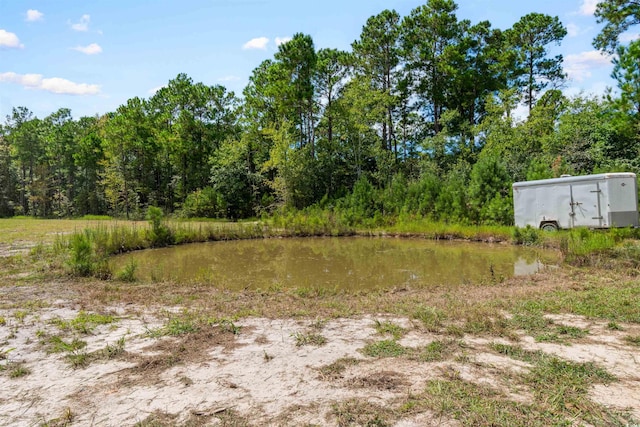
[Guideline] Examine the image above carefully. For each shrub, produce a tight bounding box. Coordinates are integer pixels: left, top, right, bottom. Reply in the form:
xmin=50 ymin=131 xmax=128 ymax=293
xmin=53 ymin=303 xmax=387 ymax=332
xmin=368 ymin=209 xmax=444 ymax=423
xmin=146 ymin=206 xmax=174 ymax=247
xmin=181 ymin=187 xmax=227 ymax=218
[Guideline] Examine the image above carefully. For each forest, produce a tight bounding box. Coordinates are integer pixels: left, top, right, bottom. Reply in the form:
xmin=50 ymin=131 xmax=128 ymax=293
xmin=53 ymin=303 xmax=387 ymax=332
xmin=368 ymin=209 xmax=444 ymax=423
xmin=0 ymin=0 xmax=638 ymax=225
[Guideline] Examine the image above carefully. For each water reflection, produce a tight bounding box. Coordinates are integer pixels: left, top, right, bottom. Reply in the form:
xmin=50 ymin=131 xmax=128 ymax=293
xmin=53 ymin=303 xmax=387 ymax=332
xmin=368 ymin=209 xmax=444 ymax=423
xmin=110 ymin=237 xmax=557 ymax=290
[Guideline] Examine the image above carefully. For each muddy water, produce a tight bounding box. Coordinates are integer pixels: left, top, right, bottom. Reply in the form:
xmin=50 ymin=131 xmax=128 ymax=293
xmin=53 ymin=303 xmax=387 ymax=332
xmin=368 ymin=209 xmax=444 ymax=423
xmin=110 ymin=237 xmax=557 ymax=290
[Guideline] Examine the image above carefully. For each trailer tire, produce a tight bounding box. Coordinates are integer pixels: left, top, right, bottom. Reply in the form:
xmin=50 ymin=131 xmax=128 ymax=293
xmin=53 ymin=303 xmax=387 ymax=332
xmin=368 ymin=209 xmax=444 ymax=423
xmin=540 ymin=222 xmax=559 ymax=232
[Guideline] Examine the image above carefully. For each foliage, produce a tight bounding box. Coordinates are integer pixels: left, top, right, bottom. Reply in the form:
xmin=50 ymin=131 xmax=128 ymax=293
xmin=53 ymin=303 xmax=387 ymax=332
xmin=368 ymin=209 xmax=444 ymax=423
xmin=594 ymin=0 xmax=640 ymax=54
xmin=146 ymin=206 xmax=174 ymax=247
xmin=0 ymin=2 xmax=637 ymax=228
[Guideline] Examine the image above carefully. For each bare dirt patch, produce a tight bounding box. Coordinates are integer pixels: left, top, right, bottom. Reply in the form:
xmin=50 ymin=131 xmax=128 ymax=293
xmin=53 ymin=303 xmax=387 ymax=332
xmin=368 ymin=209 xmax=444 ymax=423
xmin=1 ymin=303 xmax=639 ymax=426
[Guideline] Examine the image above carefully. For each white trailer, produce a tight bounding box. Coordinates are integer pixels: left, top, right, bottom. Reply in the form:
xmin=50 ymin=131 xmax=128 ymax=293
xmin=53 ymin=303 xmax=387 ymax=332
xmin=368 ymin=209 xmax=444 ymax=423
xmin=512 ymin=173 xmax=639 ymax=230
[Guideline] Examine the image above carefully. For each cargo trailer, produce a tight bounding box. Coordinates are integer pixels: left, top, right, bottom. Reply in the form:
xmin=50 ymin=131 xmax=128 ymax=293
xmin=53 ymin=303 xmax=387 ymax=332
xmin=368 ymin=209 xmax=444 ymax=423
xmin=512 ymin=173 xmax=639 ymax=230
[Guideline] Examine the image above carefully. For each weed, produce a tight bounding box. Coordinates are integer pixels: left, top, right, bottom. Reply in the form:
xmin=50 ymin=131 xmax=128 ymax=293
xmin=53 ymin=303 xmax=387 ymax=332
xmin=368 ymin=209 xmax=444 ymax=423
xmin=623 ymin=335 xmax=640 ymax=346
xmin=512 ymin=226 xmax=540 ymax=246
xmin=41 ymin=407 xmax=74 ymax=427
xmin=0 ymin=316 xmax=5 ymax=326
xmin=413 ymin=306 xmax=446 ymax=332
xmin=46 ymin=336 xmax=87 ymax=354
xmin=293 ymin=332 xmax=327 ymax=347
xmin=421 ymin=378 xmax=563 ymax=426
xmin=115 ymin=259 xmax=137 ymax=282
xmin=309 ymin=318 xmax=327 ymax=330
xmin=331 ymin=399 xmax=391 ymax=427
xmin=490 ymin=343 xmax=547 ymax=364
xmin=361 ymin=340 xmax=406 ymax=358
xmin=14 ymin=310 xmax=27 ymax=322
xmin=214 ymin=409 xmax=251 ymax=427
xmin=535 ymin=325 xmax=589 ymax=343
xmin=103 ymin=337 xmax=126 ymax=359
xmin=607 ymin=321 xmax=623 ymax=330
xmin=510 ymin=310 xmax=551 ymax=334
xmin=218 ymin=319 xmax=241 ymax=335
xmin=416 ymin=339 xmax=459 ymax=362
xmin=263 ymin=350 xmax=273 ymax=362
xmin=52 ymin=311 xmax=115 ymax=334
xmin=148 ymin=316 xmax=200 ymax=337
xmin=317 ymin=357 xmax=360 ymax=380
xmin=0 ymin=347 xmax=15 ymax=360
xmin=66 ymin=351 xmax=90 ymax=369
xmin=374 ymin=319 xmax=405 ymax=340
xmin=9 ymin=363 xmax=30 ymax=378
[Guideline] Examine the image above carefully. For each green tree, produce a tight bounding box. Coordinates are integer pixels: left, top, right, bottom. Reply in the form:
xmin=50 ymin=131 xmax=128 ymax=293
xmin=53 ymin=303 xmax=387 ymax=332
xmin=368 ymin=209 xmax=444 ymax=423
xmin=352 ymin=9 xmax=402 ymax=155
xmin=594 ymin=0 xmax=640 ymax=54
xmin=273 ymin=34 xmax=318 ymax=154
xmin=507 ymin=13 xmax=567 ymax=113
xmin=0 ymin=127 xmax=17 ymax=217
xmin=468 ymin=155 xmax=512 ymax=224
xmin=401 ymin=0 xmax=461 ymax=135
xmin=73 ymin=116 xmax=106 ymax=215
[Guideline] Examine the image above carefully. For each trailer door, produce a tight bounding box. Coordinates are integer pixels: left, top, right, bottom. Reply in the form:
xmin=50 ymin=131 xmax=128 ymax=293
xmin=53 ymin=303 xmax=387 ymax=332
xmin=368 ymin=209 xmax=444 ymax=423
xmin=570 ymin=182 xmax=603 ymax=227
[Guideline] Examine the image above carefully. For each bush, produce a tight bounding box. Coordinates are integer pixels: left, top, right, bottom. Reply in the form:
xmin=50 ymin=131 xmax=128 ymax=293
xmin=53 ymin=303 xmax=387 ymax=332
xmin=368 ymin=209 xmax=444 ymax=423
xmin=146 ymin=206 xmax=174 ymax=247
xmin=67 ymin=230 xmax=109 ymax=278
xmin=181 ymin=187 xmax=227 ymax=218
xmin=512 ymin=225 xmax=540 ymax=245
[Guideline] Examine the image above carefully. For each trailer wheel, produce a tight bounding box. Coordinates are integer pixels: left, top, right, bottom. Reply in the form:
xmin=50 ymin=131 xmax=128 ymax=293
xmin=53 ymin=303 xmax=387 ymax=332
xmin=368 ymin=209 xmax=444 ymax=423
xmin=540 ymin=222 xmax=559 ymax=232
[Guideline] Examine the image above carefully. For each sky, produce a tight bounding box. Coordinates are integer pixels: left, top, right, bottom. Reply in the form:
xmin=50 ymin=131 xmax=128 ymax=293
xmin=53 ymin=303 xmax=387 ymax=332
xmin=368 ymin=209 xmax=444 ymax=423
xmin=0 ymin=0 xmax=637 ymax=121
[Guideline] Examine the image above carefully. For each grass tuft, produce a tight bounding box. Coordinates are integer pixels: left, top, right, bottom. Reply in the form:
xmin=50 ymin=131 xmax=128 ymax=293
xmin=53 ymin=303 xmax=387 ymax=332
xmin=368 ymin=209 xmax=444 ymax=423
xmin=293 ymin=332 xmax=327 ymax=347
xmin=361 ymin=340 xmax=406 ymax=358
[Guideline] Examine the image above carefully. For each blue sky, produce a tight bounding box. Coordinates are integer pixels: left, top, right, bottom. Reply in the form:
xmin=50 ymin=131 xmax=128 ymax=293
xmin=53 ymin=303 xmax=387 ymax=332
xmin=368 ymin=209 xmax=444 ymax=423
xmin=0 ymin=0 xmax=636 ymax=120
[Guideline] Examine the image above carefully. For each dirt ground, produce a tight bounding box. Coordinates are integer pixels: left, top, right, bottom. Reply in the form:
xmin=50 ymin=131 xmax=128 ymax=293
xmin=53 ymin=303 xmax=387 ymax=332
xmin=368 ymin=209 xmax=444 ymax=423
xmin=1 ymin=297 xmax=639 ymax=426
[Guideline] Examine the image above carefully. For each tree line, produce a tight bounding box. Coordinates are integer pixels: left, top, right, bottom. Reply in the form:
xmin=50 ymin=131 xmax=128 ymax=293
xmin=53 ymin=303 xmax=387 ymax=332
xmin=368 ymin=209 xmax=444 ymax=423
xmin=0 ymin=0 xmax=638 ymax=225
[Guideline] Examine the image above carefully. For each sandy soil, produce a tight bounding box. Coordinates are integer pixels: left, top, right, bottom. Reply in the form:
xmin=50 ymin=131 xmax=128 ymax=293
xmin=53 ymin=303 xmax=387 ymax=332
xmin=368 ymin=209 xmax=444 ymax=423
xmin=1 ymin=300 xmax=639 ymax=426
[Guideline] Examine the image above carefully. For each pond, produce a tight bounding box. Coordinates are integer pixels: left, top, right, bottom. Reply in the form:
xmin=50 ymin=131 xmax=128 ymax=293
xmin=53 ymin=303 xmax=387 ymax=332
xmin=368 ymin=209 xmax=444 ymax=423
xmin=110 ymin=237 xmax=558 ymax=290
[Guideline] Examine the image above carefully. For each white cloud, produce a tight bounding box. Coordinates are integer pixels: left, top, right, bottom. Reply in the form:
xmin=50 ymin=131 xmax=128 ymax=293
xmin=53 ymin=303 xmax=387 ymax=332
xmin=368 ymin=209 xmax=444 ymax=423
xmin=0 ymin=72 xmax=100 ymax=95
xmin=567 ymin=23 xmax=580 ymax=38
xmin=243 ymin=37 xmax=269 ymax=50
xmin=564 ymin=50 xmax=613 ymax=82
xmin=26 ymin=9 xmax=44 ymax=22
xmin=148 ymin=85 xmax=165 ymax=95
xmin=72 ymin=43 xmax=102 ymax=55
xmin=579 ymin=0 xmax=598 ymax=16
xmin=218 ymin=75 xmax=241 ymax=82
xmin=620 ymin=32 xmax=640 ymax=42
xmin=70 ymin=14 xmax=91 ymax=32
xmin=275 ymin=36 xmax=292 ymax=46
xmin=0 ymin=29 xmax=24 ymax=48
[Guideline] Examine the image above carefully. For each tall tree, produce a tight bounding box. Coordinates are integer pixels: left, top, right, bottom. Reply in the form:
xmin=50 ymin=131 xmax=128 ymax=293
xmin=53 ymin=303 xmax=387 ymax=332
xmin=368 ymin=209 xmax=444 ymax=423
xmin=401 ymin=0 xmax=461 ymax=135
xmin=273 ymin=34 xmax=318 ymax=154
xmin=352 ymin=9 xmax=402 ymax=155
xmin=507 ymin=13 xmax=567 ymax=113
xmin=594 ymin=0 xmax=640 ymax=54
xmin=0 ymin=127 xmax=17 ymax=217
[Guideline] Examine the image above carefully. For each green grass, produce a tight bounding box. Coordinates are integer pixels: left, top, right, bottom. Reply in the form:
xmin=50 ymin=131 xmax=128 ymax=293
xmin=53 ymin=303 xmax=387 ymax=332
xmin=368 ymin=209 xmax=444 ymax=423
xmin=412 ymin=306 xmax=447 ymax=332
xmin=416 ymin=339 xmax=460 ymax=362
xmin=516 ymin=281 xmax=640 ymax=323
xmin=623 ymin=335 xmax=640 ymax=346
xmin=374 ymin=320 xmax=406 ymax=340
xmin=317 ymin=357 xmax=361 ymax=380
xmin=147 ymin=315 xmax=200 ymax=338
xmin=331 ymin=399 xmax=392 ymax=427
xmin=115 ymin=259 xmax=138 ymax=282
xmin=51 ymin=311 xmax=115 ymax=334
xmin=361 ymin=340 xmax=406 ymax=358
xmin=46 ymin=336 xmax=87 ymax=354
xmin=293 ymin=332 xmax=327 ymax=347
xmin=8 ymin=363 xmax=30 ymax=378
xmin=381 ymin=218 xmax=513 ymax=242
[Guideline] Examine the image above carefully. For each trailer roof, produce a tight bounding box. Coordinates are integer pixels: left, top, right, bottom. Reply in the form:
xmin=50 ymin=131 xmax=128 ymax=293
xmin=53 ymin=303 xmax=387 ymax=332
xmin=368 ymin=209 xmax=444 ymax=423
xmin=512 ymin=173 xmax=636 ymax=188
